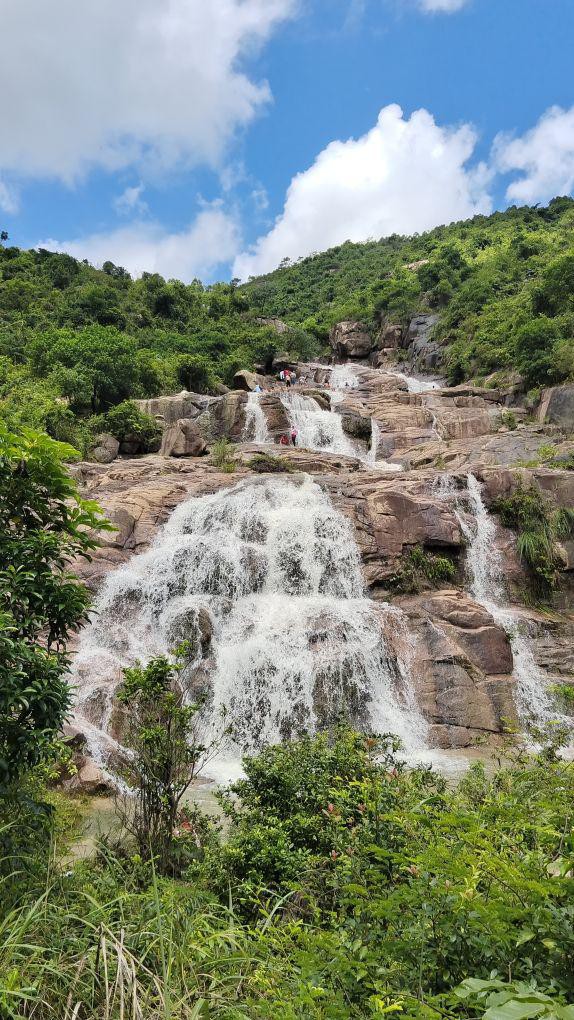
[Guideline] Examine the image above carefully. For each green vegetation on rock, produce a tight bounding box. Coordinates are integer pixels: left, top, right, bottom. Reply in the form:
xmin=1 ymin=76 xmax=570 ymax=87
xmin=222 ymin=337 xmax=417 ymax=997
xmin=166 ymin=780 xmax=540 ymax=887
xmin=493 ymin=481 xmax=574 ymax=593
xmin=244 ymin=197 xmax=574 ymax=389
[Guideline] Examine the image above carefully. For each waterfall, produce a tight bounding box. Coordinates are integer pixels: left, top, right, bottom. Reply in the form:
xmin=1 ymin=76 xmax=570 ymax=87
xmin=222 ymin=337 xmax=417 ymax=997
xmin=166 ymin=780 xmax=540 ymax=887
xmin=281 ymin=391 xmax=359 ymax=458
xmin=72 ymin=476 xmax=427 ymax=776
xmin=458 ymin=474 xmax=560 ymax=728
xmin=369 ymin=419 xmax=380 ymax=466
xmin=330 ymin=363 xmax=360 ymax=400
xmin=242 ymin=391 xmax=270 ymax=443
xmin=386 ymin=370 xmax=442 ymax=394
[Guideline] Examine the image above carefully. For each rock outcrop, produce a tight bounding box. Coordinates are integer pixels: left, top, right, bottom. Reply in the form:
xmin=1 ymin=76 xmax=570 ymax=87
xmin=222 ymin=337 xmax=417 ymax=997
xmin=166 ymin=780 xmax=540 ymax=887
xmin=160 ymin=418 xmax=208 ymax=458
xmin=398 ymin=590 xmax=517 ymax=746
xmin=537 ymin=384 xmax=574 ymax=428
xmin=405 ymin=314 xmax=441 ymax=372
xmin=233 ymin=370 xmax=267 ymax=392
xmin=135 ymin=391 xmax=213 ymax=425
xmin=66 ymin=354 xmax=574 ymax=774
xmin=89 ymin=433 xmax=119 ymax=464
xmin=330 ymin=321 xmax=373 ymax=358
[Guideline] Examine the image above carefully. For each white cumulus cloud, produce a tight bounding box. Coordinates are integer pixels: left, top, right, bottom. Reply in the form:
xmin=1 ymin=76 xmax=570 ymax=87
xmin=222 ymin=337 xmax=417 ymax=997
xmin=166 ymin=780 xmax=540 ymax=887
xmin=417 ymin=0 xmax=469 ymax=12
xmin=234 ymin=104 xmax=492 ymax=279
xmin=39 ymin=206 xmax=240 ymax=284
xmin=114 ymin=184 xmax=148 ymax=217
xmin=0 ymin=0 xmax=294 ymax=184
xmin=493 ymin=105 xmax=574 ymax=204
xmin=0 ymin=179 xmax=19 ymax=215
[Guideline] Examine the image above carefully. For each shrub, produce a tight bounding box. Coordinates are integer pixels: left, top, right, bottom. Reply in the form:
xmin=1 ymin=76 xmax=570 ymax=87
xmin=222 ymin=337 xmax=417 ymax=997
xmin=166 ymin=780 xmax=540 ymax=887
xmin=493 ymin=481 xmax=574 ymax=593
xmin=103 ymin=399 xmax=161 ymax=452
xmin=389 ymin=544 xmax=456 ymax=593
xmin=248 ymin=453 xmax=294 ymax=473
xmin=211 ymin=437 xmax=236 ymax=472
xmin=0 ymin=425 xmax=109 ymax=788
xmin=116 ymin=653 xmax=214 ymax=874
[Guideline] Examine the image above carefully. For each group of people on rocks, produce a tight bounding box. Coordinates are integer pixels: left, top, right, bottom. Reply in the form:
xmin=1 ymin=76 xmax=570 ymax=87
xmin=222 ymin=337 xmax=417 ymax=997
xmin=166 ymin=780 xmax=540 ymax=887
xmin=279 ymin=429 xmax=298 ymax=447
xmin=278 ymin=368 xmax=297 ymax=386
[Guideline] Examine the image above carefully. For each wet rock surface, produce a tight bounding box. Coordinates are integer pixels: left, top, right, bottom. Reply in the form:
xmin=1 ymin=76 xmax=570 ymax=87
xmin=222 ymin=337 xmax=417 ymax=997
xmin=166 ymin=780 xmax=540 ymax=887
xmin=68 ymin=353 xmax=574 ymax=771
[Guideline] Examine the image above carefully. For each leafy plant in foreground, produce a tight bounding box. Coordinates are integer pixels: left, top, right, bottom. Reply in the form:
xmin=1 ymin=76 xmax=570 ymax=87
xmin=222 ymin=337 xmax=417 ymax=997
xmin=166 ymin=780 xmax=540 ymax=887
xmin=0 ymin=424 xmax=109 ymax=788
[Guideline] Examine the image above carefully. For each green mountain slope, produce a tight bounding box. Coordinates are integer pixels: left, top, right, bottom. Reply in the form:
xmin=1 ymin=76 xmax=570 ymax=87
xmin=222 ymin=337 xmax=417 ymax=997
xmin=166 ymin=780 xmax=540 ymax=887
xmin=1 ymin=196 xmax=573 ymax=450
xmin=244 ymin=196 xmax=574 ymax=387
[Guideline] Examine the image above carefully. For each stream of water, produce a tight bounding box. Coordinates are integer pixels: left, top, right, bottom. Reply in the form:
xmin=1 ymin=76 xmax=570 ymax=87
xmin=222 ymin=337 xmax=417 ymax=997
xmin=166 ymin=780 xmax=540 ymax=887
xmin=72 ymin=475 xmax=427 ymax=781
xmin=242 ymin=391 xmax=271 ymax=443
xmin=457 ymin=473 xmax=561 ymax=729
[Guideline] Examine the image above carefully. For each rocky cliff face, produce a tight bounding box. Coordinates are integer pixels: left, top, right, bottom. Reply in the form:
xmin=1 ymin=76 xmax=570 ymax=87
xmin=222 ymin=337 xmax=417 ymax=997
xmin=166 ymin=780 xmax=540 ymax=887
xmin=65 ymin=352 xmax=574 ymax=789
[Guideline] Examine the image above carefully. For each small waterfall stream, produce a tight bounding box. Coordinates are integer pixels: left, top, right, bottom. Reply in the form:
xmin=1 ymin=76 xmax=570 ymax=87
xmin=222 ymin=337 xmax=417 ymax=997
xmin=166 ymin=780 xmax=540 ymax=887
xmin=280 ymin=391 xmax=360 ymax=459
xmin=280 ymin=365 xmax=402 ymax=470
xmin=457 ymin=473 xmax=560 ymax=728
xmin=242 ymin=391 xmax=270 ymax=443
xmin=72 ymin=476 xmax=427 ymax=778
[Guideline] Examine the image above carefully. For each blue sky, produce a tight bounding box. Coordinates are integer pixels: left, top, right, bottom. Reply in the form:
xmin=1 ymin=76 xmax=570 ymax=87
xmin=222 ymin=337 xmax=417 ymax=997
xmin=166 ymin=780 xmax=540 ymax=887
xmin=1 ymin=0 xmax=573 ymax=282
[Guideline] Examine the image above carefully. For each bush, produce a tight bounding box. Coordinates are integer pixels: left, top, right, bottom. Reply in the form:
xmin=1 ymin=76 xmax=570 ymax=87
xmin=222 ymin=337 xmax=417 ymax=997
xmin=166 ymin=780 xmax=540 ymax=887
xmin=0 ymin=425 xmax=109 ymax=788
xmin=102 ymin=400 xmax=161 ymax=452
xmin=389 ymin=544 xmax=456 ymax=593
xmin=116 ymin=653 xmax=214 ymax=874
xmin=248 ymin=453 xmax=294 ymax=473
xmin=210 ymin=437 xmax=236 ymax=472
xmin=493 ymin=481 xmax=574 ymax=593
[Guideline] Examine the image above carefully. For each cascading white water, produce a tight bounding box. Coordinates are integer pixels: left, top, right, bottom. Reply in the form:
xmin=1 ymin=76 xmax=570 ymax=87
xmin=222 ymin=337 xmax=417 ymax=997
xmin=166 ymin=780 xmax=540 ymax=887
xmin=281 ymin=391 xmax=360 ymax=459
xmin=72 ymin=476 xmax=427 ymax=776
xmin=386 ymin=370 xmax=442 ymax=394
xmin=457 ymin=473 xmax=561 ymax=728
xmin=242 ymin=391 xmax=271 ymax=443
xmin=330 ymin=363 xmax=360 ymax=401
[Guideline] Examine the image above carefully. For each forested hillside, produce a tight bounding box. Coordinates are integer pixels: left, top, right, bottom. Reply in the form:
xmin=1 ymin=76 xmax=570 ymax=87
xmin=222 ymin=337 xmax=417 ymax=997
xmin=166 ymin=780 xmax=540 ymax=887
xmin=245 ymin=197 xmax=574 ymax=388
xmin=1 ymin=196 xmax=573 ymax=453
xmin=0 ymin=246 xmax=319 ymax=452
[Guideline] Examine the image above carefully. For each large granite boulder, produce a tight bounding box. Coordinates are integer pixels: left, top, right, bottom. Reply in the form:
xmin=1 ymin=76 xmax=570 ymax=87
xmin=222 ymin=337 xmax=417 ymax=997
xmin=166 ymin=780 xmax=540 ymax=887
xmin=330 ymin=321 xmax=373 ymax=359
xmin=233 ymin=370 xmax=267 ymax=392
xmin=135 ymin=392 xmax=212 ymax=425
xmin=397 ymin=590 xmax=517 ymax=746
xmin=537 ymin=384 xmax=574 ymax=429
xmin=375 ymin=323 xmax=403 ymax=350
xmin=161 ymin=418 xmax=208 ymax=458
xmin=89 ymin=433 xmax=119 ymax=464
xmin=199 ymin=392 xmax=247 ymax=441
xmin=406 ymin=314 xmax=442 ymax=372
xmin=272 ymin=351 xmax=298 ymax=372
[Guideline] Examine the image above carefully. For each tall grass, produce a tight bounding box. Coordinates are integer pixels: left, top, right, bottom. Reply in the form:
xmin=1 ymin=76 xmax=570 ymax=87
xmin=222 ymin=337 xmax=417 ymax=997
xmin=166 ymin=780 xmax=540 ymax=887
xmin=0 ymin=866 xmax=269 ymax=1018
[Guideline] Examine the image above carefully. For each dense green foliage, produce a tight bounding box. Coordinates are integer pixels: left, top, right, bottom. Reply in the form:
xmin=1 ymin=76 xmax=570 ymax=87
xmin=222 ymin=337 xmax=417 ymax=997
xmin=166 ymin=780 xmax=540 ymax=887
xmin=0 ymin=425 xmax=108 ymax=787
xmin=0 ymin=243 xmax=319 ymax=451
xmin=492 ymin=481 xmax=574 ymax=592
xmin=1 ymin=729 xmax=573 ymax=1018
xmin=2 ymin=198 xmax=574 ymax=456
xmin=388 ymin=545 xmax=456 ymax=594
xmin=244 ymin=197 xmax=574 ymax=389
xmin=116 ymin=654 xmax=210 ymax=873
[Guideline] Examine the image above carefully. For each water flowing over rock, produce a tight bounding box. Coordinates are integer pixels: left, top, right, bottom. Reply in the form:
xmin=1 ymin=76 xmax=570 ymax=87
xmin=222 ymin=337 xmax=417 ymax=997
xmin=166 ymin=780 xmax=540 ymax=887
xmin=456 ymin=473 xmax=563 ymax=729
xmin=68 ymin=356 xmax=574 ymax=781
xmin=72 ymin=476 xmax=427 ymax=777
xmin=281 ymin=391 xmax=360 ymax=459
xmin=242 ymin=392 xmax=271 ymax=443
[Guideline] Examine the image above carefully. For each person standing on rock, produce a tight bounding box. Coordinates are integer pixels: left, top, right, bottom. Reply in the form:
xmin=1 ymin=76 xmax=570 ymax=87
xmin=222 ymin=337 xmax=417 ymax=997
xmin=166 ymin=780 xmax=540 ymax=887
xmin=285 ymin=372 xmax=292 ymax=388
xmin=291 ymin=428 xmax=298 ymax=446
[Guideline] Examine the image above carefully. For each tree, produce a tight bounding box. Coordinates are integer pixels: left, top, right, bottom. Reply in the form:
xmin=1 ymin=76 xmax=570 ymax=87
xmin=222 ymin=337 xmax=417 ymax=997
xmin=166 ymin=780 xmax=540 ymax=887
xmin=117 ymin=653 xmax=213 ymax=873
xmin=515 ymin=317 xmax=560 ymax=388
xmin=0 ymin=425 xmax=109 ymax=788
